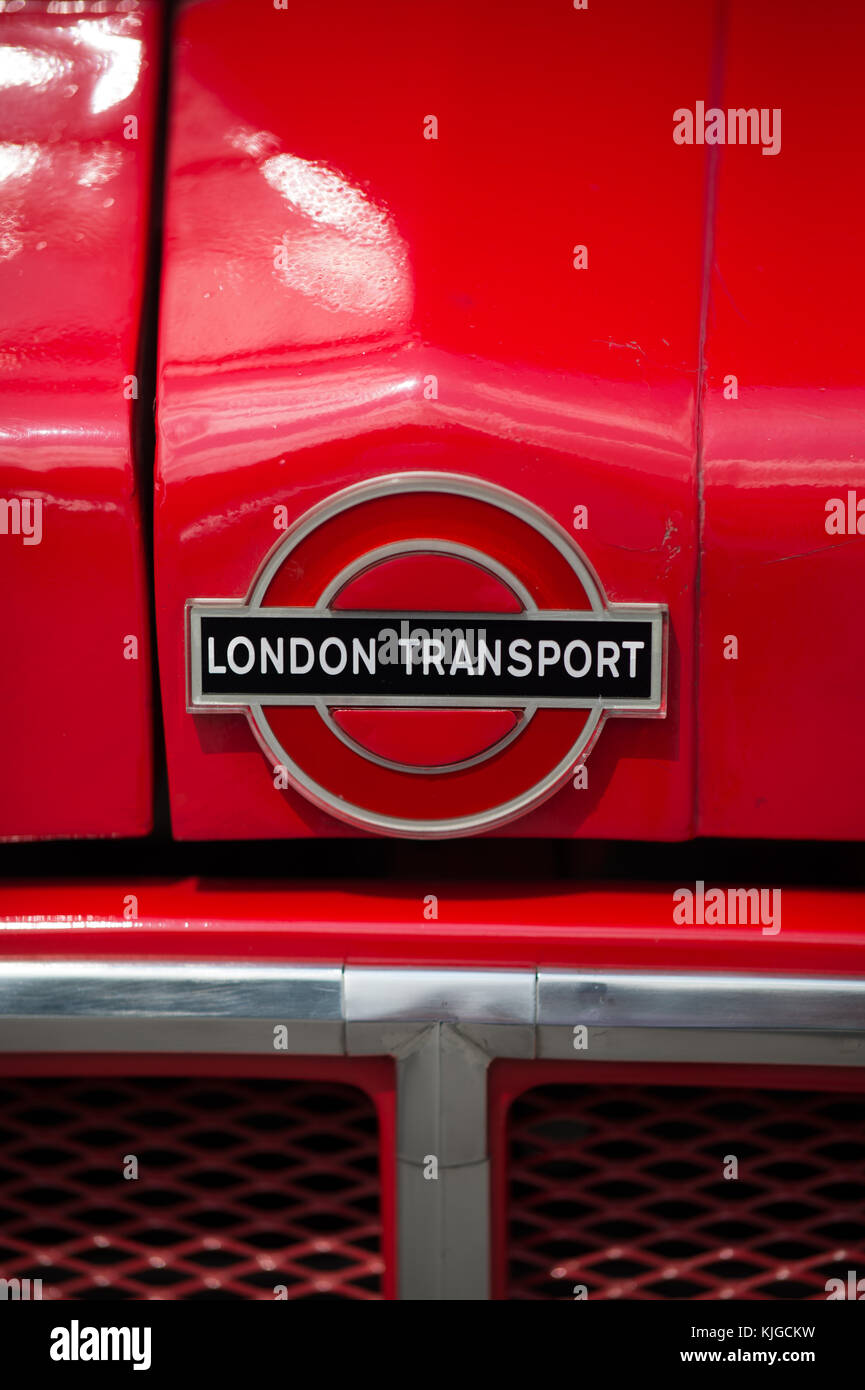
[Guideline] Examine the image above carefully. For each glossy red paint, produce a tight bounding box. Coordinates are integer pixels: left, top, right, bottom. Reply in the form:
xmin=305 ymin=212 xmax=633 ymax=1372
xmin=698 ymin=3 xmax=865 ymax=838
xmin=0 ymin=878 xmax=863 ymax=974
xmin=0 ymin=2 xmax=160 ymax=840
xmin=156 ymin=0 xmax=714 ymax=840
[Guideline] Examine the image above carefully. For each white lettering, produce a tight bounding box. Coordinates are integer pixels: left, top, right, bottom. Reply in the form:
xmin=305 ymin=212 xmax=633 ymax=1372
xmin=320 ymin=637 xmax=347 ymax=675
xmin=290 ymin=637 xmax=314 ymax=673
xmin=538 ymin=640 xmax=560 ymax=675
xmin=261 ymin=637 xmax=284 ymax=673
xmin=397 ymin=635 xmax=419 ymax=672
xmin=421 ymin=638 xmax=446 ymax=674
xmin=564 ymin=640 xmax=591 ymax=678
xmin=597 ymin=641 xmax=619 ymax=677
xmin=620 ymin=640 xmax=644 ymax=678
xmin=476 ymin=638 xmax=501 ymax=675
xmin=207 ymin=637 xmax=226 ymax=674
xmin=449 ymin=638 xmax=475 ymax=675
xmin=507 ymin=638 xmax=532 ymax=677
xmin=352 ymin=637 xmax=376 ymax=674
xmin=227 ymin=636 xmax=255 ymax=674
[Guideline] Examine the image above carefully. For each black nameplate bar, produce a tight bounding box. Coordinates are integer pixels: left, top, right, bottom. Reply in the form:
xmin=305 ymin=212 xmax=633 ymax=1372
xmin=190 ymin=610 xmax=663 ymax=707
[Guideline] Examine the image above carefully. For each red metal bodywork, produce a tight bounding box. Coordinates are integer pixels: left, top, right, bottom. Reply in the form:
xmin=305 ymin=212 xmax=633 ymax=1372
xmin=699 ymin=4 xmax=865 ymax=839
xmin=0 ymin=878 xmax=863 ymax=973
xmin=155 ymin=0 xmax=711 ymax=840
xmin=1 ymin=0 xmax=861 ymax=843
xmin=153 ymin=0 xmax=865 ymax=843
xmin=0 ymin=2 xmax=160 ymax=840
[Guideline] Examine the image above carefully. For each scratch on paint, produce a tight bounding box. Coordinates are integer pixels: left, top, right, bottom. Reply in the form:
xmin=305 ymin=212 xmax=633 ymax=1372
xmin=607 ymin=516 xmax=682 ymax=577
xmin=762 ymin=537 xmax=862 ymax=565
xmin=592 ymin=338 xmax=648 ymax=356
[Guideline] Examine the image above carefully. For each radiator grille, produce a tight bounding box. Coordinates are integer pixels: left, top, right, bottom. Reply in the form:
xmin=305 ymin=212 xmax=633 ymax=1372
xmin=506 ymin=1083 xmax=865 ymax=1299
xmin=0 ymin=1077 xmax=383 ymax=1300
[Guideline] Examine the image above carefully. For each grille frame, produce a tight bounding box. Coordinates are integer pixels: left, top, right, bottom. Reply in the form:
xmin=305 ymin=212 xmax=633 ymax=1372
xmin=0 ymin=1053 xmax=396 ymax=1301
xmin=490 ymin=1059 xmax=865 ymax=1301
xmin=1 ymin=956 xmax=865 ymax=1299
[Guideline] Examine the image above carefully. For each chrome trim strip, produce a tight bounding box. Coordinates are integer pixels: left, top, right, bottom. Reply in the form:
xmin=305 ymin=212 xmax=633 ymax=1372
xmin=0 ymin=961 xmax=862 ymax=1036
xmin=345 ymin=967 xmax=536 ymax=1025
xmin=538 ymin=968 xmax=865 ymax=1032
xmin=0 ymin=960 xmax=343 ymax=1019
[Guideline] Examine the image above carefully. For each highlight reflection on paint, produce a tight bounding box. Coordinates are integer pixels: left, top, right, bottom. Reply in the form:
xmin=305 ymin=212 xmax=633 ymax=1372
xmin=233 ymin=131 xmax=413 ymax=322
xmin=0 ymin=21 xmax=141 ymax=114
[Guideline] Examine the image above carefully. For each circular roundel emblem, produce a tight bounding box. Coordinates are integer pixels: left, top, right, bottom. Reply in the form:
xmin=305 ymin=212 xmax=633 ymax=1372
xmin=187 ymin=474 xmax=667 ymax=837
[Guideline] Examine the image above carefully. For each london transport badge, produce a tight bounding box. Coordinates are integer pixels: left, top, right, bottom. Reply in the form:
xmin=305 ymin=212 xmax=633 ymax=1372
xmin=187 ymin=474 xmax=667 ymax=836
